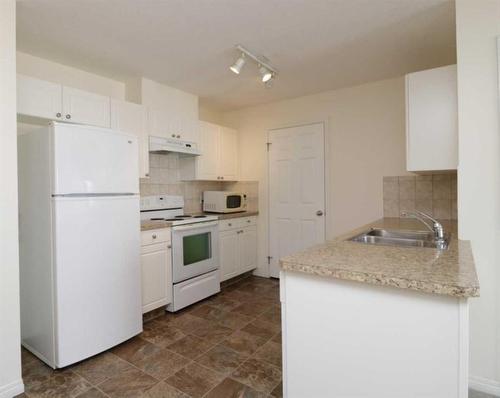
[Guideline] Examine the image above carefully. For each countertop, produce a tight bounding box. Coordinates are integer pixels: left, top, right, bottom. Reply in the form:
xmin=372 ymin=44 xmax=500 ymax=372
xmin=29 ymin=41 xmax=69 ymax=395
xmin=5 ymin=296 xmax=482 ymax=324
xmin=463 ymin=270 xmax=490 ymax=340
xmin=279 ymin=218 xmax=479 ymax=298
xmin=140 ymin=210 xmax=259 ymax=231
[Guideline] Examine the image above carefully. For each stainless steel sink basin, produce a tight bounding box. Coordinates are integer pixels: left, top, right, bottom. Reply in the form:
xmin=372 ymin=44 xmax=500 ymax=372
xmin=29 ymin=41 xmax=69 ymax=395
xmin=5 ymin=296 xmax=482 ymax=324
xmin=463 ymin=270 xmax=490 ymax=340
xmin=348 ymin=228 xmax=450 ymax=249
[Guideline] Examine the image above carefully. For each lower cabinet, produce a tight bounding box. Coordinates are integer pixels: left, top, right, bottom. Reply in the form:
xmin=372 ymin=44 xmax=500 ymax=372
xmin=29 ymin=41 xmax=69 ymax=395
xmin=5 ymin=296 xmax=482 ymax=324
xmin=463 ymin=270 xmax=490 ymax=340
xmin=219 ymin=217 xmax=258 ymax=281
xmin=140 ymin=229 xmax=172 ymax=313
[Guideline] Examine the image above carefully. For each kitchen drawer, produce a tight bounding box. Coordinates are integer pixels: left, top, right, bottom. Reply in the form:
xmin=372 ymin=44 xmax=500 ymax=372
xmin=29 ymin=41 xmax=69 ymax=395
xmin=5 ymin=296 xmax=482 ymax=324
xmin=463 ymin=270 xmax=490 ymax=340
xmin=141 ymin=228 xmax=170 ymax=246
xmin=219 ymin=216 xmax=257 ymax=232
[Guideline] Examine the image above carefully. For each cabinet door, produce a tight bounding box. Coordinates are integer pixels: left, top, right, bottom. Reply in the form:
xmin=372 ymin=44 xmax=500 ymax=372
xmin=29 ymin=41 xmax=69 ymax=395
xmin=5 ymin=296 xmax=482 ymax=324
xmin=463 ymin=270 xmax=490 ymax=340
xmin=148 ymin=108 xmax=165 ymax=137
xmin=110 ymin=99 xmax=149 ymax=179
xmin=406 ymin=64 xmax=458 ymax=171
xmin=219 ymin=230 xmax=239 ymax=281
xmin=62 ymin=86 xmax=111 ymax=128
xmin=17 ymin=74 xmax=62 ymax=120
xmin=219 ymin=127 xmax=238 ymax=181
xmin=179 ymin=118 xmax=200 ymax=144
xmin=140 ymin=242 xmax=171 ymax=313
xmin=239 ymin=225 xmax=257 ymax=273
xmin=196 ymin=121 xmax=220 ymax=181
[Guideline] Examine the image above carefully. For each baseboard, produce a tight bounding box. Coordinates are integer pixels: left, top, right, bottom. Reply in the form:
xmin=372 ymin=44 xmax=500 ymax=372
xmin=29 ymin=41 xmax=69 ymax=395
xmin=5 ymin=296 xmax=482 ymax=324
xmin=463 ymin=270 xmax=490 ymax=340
xmin=252 ymin=267 xmax=270 ymax=278
xmin=0 ymin=379 xmax=24 ymax=398
xmin=469 ymin=375 xmax=500 ymax=396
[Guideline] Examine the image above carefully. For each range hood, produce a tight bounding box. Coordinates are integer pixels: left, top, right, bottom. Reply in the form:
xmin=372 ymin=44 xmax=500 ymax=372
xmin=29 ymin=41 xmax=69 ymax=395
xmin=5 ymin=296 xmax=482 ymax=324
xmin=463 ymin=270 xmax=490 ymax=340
xmin=149 ymin=136 xmax=201 ymax=156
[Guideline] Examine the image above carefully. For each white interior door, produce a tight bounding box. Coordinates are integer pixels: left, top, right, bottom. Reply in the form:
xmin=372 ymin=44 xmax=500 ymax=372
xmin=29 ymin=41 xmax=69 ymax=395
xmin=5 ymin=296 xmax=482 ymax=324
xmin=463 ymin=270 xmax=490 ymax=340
xmin=269 ymin=123 xmax=325 ymax=278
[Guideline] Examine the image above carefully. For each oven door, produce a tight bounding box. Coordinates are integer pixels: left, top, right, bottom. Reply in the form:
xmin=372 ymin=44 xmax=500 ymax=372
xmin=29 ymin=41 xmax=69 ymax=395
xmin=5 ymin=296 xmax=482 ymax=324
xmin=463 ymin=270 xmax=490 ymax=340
xmin=171 ymin=221 xmax=219 ymax=283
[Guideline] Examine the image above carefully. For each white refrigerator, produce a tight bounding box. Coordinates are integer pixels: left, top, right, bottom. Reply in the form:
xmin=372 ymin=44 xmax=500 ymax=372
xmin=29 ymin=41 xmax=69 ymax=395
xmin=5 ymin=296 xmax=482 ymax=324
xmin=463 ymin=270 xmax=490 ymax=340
xmin=18 ymin=122 xmax=142 ymax=368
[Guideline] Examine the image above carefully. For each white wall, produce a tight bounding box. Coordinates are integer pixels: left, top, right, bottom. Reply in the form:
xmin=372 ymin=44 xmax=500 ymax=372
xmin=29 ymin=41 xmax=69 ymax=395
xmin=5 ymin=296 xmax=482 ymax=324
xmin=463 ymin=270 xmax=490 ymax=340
xmin=0 ymin=1 xmax=24 ymax=397
xmin=222 ymin=77 xmax=411 ymax=276
xmin=199 ymin=105 xmax=224 ymax=125
xmin=17 ymin=51 xmax=125 ymax=99
xmin=140 ymin=77 xmax=198 ymax=120
xmin=455 ymin=0 xmax=500 ymax=394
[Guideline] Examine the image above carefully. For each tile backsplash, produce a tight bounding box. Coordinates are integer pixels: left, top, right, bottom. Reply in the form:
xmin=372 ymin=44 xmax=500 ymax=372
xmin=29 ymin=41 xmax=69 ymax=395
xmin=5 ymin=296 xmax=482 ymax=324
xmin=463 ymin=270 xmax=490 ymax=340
xmin=383 ymin=173 xmax=457 ymax=220
xmin=139 ymin=153 xmax=258 ymax=213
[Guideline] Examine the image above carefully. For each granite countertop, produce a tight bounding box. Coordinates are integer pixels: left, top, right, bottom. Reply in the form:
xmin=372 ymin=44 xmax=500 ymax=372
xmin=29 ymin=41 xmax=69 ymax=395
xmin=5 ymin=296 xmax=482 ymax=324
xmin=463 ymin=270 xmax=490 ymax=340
xmin=280 ymin=218 xmax=479 ymax=298
xmin=140 ymin=219 xmax=174 ymax=231
xmin=140 ymin=210 xmax=259 ymax=231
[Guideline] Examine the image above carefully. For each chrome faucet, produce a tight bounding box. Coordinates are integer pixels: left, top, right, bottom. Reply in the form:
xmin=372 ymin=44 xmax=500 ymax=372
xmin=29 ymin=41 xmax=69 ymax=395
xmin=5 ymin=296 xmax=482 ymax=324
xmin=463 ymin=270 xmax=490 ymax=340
xmin=400 ymin=210 xmax=445 ymax=242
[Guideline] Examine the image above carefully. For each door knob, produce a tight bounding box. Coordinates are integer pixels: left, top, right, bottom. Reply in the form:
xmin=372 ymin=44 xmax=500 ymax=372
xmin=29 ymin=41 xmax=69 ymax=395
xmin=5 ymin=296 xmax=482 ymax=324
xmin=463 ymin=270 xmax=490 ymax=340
xmin=316 ymin=210 xmax=323 ymax=216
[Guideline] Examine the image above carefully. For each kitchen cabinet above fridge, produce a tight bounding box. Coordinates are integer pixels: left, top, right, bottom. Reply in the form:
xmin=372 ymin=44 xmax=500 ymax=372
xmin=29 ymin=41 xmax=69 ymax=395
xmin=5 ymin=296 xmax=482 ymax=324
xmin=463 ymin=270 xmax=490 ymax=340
xmin=17 ymin=74 xmax=111 ymax=128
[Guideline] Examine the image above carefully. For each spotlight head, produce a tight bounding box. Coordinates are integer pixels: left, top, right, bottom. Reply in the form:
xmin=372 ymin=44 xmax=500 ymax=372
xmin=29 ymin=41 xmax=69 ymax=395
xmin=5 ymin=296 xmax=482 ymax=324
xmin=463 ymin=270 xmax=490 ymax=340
xmin=230 ymin=55 xmax=245 ymax=74
xmin=259 ymin=66 xmax=273 ymax=83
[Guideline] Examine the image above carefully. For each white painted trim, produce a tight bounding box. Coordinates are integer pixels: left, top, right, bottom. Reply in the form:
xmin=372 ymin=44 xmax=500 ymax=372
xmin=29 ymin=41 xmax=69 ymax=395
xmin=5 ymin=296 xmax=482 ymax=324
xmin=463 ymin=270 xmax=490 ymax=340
xmin=252 ymin=268 xmax=269 ymax=278
xmin=469 ymin=376 xmax=500 ymax=396
xmin=0 ymin=379 xmax=24 ymax=398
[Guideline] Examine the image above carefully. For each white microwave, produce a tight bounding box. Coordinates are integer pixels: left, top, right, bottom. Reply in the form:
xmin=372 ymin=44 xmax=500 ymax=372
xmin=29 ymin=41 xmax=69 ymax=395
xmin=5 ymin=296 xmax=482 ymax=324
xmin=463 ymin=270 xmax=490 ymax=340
xmin=203 ymin=191 xmax=247 ymax=213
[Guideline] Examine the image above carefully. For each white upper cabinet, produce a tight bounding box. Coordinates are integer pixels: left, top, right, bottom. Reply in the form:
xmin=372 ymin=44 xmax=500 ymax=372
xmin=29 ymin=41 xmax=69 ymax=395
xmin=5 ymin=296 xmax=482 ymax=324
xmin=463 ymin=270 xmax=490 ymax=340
xmin=17 ymin=74 xmax=111 ymax=128
xmin=406 ymin=64 xmax=458 ymax=171
xmin=17 ymin=74 xmax=63 ymax=120
xmin=196 ymin=121 xmax=220 ymax=180
xmin=147 ymin=108 xmax=169 ymax=137
xmin=179 ymin=121 xmax=239 ymax=181
xmin=62 ymin=86 xmax=110 ymax=128
xmin=110 ymin=99 xmax=149 ymax=179
xmin=147 ymin=109 xmax=199 ymax=144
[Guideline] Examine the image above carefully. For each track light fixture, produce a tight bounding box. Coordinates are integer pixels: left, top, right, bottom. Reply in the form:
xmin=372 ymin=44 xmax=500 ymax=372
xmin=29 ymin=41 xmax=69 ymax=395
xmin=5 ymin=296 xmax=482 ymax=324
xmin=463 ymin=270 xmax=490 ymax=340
xmin=229 ymin=44 xmax=278 ymax=85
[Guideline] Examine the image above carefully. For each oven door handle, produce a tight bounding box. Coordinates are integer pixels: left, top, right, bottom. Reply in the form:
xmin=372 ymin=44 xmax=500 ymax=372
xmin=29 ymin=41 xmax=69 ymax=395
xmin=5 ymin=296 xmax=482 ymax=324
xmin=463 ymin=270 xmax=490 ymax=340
xmin=172 ymin=221 xmax=219 ymax=231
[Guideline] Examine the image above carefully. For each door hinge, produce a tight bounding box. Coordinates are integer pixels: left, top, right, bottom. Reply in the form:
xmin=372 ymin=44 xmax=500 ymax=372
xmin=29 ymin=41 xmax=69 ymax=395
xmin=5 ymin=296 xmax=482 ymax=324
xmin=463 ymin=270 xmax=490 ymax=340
xmin=267 ymin=255 xmax=273 ymax=265
xmin=266 ymin=142 xmax=272 ymax=151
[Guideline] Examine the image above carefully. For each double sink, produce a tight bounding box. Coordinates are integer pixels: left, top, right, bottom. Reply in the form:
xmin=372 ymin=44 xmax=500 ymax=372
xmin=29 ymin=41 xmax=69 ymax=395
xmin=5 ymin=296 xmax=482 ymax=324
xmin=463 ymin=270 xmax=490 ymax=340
xmin=349 ymin=228 xmax=450 ymax=250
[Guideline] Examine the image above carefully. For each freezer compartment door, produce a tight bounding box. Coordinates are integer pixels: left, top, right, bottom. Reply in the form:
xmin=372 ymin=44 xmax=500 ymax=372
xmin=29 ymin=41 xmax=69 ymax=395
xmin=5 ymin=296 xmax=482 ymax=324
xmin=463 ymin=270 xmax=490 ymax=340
xmin=52 ymin=195 xmax=142 ymax=367
xmin=52 ymin=123 xmax=139 ymax=195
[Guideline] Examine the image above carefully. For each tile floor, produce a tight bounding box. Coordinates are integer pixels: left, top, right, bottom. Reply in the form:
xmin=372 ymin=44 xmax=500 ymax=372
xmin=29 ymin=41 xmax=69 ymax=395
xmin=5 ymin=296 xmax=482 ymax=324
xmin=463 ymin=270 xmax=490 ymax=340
xmin=19 ymin=276 xmax=282 ymax=398
xmin=17 ymin=274 xmax=494 ymax=398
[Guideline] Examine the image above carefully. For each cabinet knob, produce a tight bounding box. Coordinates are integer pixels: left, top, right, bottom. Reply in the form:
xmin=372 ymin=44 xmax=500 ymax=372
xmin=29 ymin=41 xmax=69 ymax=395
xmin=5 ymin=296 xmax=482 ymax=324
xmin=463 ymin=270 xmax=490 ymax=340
xmin=65 ymin=114 xmax=71 ymax=119
xmin=171 ymin=134 xmax=176 ymax=138
xmin=221 ymin=176 xmax=224 ymax=180
xmin=145 ymin=173 xmax=150 ymax=177
xmin=176 ymin=135 xmax=180 ymax=139
xmin=56 ymin=112 xmax=62 ymax=118
xmin=167 ymin=244 xmax=172 ymax=249
xmin=247 ymin=220 xmax=251 ymax=223
xmin=152 ymin=234 xmax=157 ymax=239
xmin=228 ymin=223 xmax=232 ymax=226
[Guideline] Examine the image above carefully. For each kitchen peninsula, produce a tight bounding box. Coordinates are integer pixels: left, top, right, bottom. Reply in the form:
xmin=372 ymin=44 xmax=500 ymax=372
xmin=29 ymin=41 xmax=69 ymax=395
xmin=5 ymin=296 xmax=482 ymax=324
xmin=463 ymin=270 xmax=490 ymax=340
xmin=279 ymin=218 xmax=479 ymax=398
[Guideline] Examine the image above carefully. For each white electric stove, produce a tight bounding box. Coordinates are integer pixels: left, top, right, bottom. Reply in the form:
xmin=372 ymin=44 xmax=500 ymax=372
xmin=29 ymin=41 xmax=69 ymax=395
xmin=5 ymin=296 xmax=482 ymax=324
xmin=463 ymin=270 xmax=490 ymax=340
xmin=140 ymin=195 xmax=220 ymax=312
xmin=140 ymin=195 xmax=218 ymax=225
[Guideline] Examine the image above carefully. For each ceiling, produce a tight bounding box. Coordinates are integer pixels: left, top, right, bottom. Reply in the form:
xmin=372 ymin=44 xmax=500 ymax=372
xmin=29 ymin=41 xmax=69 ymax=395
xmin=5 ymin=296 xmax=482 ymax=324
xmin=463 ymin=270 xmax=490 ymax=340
xmin=16 ymin=0 xmax=456 ymax=112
